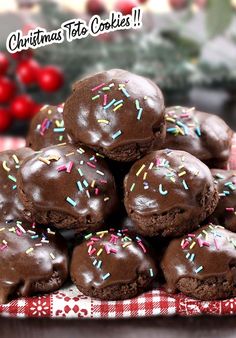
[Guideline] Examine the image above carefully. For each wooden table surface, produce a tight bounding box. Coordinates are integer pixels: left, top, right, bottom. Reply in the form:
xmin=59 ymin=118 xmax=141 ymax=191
xmin=1 ymin=88 xmax=236 ymax=337
xmin=2 ymin=316 xmax=236 ymax=338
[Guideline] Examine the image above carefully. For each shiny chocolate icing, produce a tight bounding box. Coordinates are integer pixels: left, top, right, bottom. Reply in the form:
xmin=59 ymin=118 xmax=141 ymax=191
xmin=124 ymin=149 xmax=216 ymax=216
xmin=163 ymin=106 xmax=233 ymax=167
xmin=17 ymin=144 xmax=118 ymax=227
xmin=26 ymin=104 xmax=69 ymax=151
xmin=0 ymin=147 xmax=34 ymax=222
xmin=161 ymin=224 xmax=236 ymax=293
xmin=71 ymin=229 xmax=157 ymax=289
xmin=209 ymin=169 xmax=236 ymax=231
xmin=63 ymin=69 xmax=165 ymax=154
xmin=0 ymin=220 xmax=68 ymax=304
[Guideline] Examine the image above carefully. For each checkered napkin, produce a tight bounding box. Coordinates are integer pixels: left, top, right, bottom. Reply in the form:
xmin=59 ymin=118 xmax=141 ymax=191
xmin=1 ymin=135 xmax=236 ymax=318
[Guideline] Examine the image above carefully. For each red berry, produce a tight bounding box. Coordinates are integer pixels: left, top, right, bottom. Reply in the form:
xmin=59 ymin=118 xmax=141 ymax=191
xmin=37 ymin=66 xmax=64 ymax=92
xmin=11 ymin=50 xmax=33 ymax=61
xmin=0 ymin=108 xmax=12 ymax=132
xmin=11 ymin=52 xmax=21 ymax=60
xmin=168 ymin=0 xmax=188 ymax=10
xmin=115 ymin=0 xmax=138 ymax=15
xmin=0 ymin=53 xmax=9 ymax=76
xmin=86 ymin=0 xmax=106 ymax=15
xmin=0 ymin=77 xmax=16 ymax=104
xmin=10 ymin=95 xmax=35 ymax=119
xmin=17 ymin=59 xmax=40 ymax=85
xmin=30 ymin=103 xmax=43 ymax=117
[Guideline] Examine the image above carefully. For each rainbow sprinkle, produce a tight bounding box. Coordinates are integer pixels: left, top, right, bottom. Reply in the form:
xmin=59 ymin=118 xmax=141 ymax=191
xmin=112 ymin=130 xmax=122 ymax=140
xmin=66 ymin=197 xmax=77 ymax=207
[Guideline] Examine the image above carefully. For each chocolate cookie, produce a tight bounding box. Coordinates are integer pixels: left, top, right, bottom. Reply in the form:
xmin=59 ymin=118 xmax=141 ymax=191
xmin=161 ymin=224 xmax=236 ymax=300
xmin=64 ymin=69 xmax=166 ymax=162
xmin=17 ymin=144 xmax=119 ymax=232
xmin=0 ymin=220 xmax=68 ymax=304
xmin=0 ymin=147 xmax=34 ymax=222
xmin=163 ymin=106 xmax=233 ymax=168
xmin=70 ymin=229 xmax=157 ymax=300
xmin=124 ymin=149 xmax=219 ymax=237
xmin=26 ymin=104 xmax=69 ymax=151
xmin=208 ymin=169 xmax=236 ymax=231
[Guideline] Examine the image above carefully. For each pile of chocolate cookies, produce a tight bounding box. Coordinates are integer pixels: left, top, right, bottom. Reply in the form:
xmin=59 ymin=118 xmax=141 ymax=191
xmin=1 ymin=69 xmax=236 ymax=304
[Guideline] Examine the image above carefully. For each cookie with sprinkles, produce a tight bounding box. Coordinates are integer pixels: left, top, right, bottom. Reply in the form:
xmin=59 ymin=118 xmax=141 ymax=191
xmin=0 ymin=220 xmax=68 ymax=304
xmin=17 ymin=144 xmax=119 ymax=232
xmin=208 ymin=169 xmax=236 ymax=232
xmin=26 ymin=104 xmax=70 ymax=151
xmin=163 ymin=106 xmax=233 ymax=169
xmin=161 ymin=224 xmax=236 ymax=300
xmin=64 ymin=69 xmax=166 ymax=162
xmin=70 ymin=229 xmax=157 ymax=300
xmin=124 ymin=149 xmax=219 ymax=237
xmin=0 ymin=147 xmax=34 ymax=223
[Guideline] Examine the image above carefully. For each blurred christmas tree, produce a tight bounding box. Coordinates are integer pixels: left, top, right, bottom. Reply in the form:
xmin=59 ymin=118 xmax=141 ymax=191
xmin=34 ymin=0 xmax=236 ymax=101
xmin=34 ymin=0 xmax=200 ymax=101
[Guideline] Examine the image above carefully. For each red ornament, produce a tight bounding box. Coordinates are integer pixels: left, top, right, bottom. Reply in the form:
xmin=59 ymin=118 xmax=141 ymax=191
xmin=31 ymin=103 xmax=43 ymax=117
xmin=96 ymin=32 xmax=113 ymax=42
xmin=194 ymin=0 xmax=207 ymax=8
xmin=37 ymin=66 xmax=64 ymax=92
xmin=0 ymin=77 xmax=16 ymax=104
xmin=0 ymin=108 xmax=12 ymax=132
xmin=17 ymin=59 xmax=40 ymax=85
xmin=0 ymin=53 xmax=9 ymax=76
xmin=115 ymin=0 xmax=138 ymax=15
xmin=86 ymin=0 xmax=106 ymax=15
xmin=138 ymin=0 xmax=148 ymax=3
xmin=22 ymin=23 xmax=37 ymax=35
xmin=10 ymin=94 xmax=35 ymax=119
xmin=168 ymin=0 xmax=188 ymax=10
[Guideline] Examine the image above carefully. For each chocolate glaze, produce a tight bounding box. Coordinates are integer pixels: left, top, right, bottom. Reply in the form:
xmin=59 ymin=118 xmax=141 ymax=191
xmin=17 ymin=144 xmax=119 ymax=229
xmin=0 ymin=220 xmax=68 ymax=304
xmin=209 ymin=169 xmax=236 ymax=231
xmin=0 ymin=148 xmax=34 ymax=222
xmin=64 ymin=69 xmax=165 ymax=158
xmin=26 ymin=104 xmax=70 ymax=151
xmin=161 ymin=224 xmax=236 ymax=293
xmin=124 ymin=149 xmax=216 ymax=216
xmin=71 ymin=229 xmax=157 ymax=290
xmin=163 ymin=106 xmax=233 ymax=168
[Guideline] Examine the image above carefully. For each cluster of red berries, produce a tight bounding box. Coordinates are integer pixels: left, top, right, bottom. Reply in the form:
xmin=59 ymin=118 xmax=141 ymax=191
xmin=0 ymin=50 xmax=64 ymax=132
xmin=86 ymin=0 xmax=149 ymax=17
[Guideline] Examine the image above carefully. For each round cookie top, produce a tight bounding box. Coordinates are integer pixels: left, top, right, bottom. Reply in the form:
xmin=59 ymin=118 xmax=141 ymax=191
xmin=0 ymin=147 xmax=34 ymax=222
xmin=71 ymin=229 xmax=157 ymax=290
xmin=163 ymin=106 xmax=233 ymax=166
xmin=26 ymin=104 xmax=69 ymax=151
xmin=124 ymin=149 xmax=215 ymax=216
xmin=0 ymin=220 xmax=68 ymax=304
xmin=210 ymin=169 xmax=236 ymax=231
xmin=18 ymin=143 xmax=118 ymax=227
xmin=63 ymin=69 xmax=165 ymax=156
xmin=161 ymin=224 xmax=236 ymax=293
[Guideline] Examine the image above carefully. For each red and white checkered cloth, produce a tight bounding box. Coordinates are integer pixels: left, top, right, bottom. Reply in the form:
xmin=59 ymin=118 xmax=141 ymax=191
xmin=0 ymin=135 xmax=236 ymax=318
xmin=0 ymin=137 xmax=26 ymax=151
